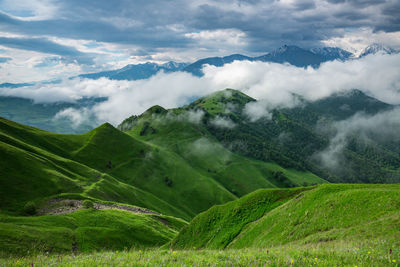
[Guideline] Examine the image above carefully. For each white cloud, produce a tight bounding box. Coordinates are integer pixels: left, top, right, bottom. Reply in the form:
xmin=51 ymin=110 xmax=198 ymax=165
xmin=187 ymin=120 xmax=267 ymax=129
xmin=0 ymin=46 xmax=84 ymax=83
xmin=185 ymin=29 xmax=247 ymax=47
xmin=243 ymin=101 xmax=272 ymax=122
xmin=314 ymin=108 xmax=400 ymax=170
xmin=54 ymin=107 xmax=93 ymax=128
xmin=210 ymin=116 xmax=236 ymax=129
xmin=188 ymin=137 xmax=231 ymax=162
xmin=1 ymin=53 xmax=400 ymax=127
xmin=322 ymin=29 xmax=400 ymax=56
xmin=203 ymin=53 xmax=400 ymax=106
xmin=163 ymin=109 xmax=205 ymax=125
xmin=1 ymin=0 xmax=58 ymax=20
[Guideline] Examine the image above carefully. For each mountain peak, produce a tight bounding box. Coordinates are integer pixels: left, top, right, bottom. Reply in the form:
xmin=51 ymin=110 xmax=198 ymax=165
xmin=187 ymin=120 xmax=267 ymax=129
xmin=310 ymin=47 xmax=353 ymax=60
xmin=359 ymin=43 xmax=397 ymax=57
xmin=144 ymin=105 xmax=167 ymax=115
xmin=185 ymin=89 xmax=255 ymax=115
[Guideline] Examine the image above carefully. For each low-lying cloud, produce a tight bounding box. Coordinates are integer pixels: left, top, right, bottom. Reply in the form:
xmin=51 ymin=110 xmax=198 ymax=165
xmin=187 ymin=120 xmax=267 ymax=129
xmin=314 ymin=107 xmax=400 ymax=171
xmin=210 ymin=116 xmax=236 ymax=129
xmin=0 ymin=53 xmax=399 ymax=127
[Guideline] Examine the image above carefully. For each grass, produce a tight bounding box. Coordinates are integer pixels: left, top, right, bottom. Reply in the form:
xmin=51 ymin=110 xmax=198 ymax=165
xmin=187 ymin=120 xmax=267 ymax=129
xmin=0 ymin=209 xmax=186 ymax=255
xmin=123 ymin=104 xmax=326 ymax=197
xmin=1 ymin=243 xmax=398 ymax=266
xmin=184 ymin=88 xmax=255 ymax=116
xmin=170 ymin=184 xmax=400 ymax=251
xmin=169 ymin=187 xmax=312 ymax=249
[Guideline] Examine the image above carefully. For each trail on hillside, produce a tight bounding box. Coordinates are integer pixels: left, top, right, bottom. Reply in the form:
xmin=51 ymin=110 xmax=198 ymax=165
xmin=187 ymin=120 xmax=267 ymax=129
xmin=38 ymin=199 xmax=160 ymax=216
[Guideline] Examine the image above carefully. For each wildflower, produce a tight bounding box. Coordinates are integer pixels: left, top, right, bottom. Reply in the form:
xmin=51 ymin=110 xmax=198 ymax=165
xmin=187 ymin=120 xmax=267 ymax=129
xmin=172 ymin=251 xmax=177 ymax=255
xmin=393 ymin=259 xmax=396 ymax=263
xmin=139 ymin=250 xmax=142 ymax=253
xmin=291 ymin=259 xmax=294 ymax=264
xmin=368 ymin=251 xmax=371 ymax=254
xmin=315 ymin=257 xmax=318 ymax=261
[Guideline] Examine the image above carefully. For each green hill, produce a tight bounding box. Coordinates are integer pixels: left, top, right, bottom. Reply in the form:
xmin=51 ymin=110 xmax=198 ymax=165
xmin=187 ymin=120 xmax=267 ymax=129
xmin=170 ymin=184 xmax=400 ymax=250
xmin=0 ymin=105 xmax=325 ymax=254
xmin=174 ymin=89 xmax=400 ymax=184
xmin=0 ymin=117 xmax=188 ymax=219
xmin=0 ymin=208 xmax=186 ymax=255
xmin=1 ymin=110 xmax=324 ymax=218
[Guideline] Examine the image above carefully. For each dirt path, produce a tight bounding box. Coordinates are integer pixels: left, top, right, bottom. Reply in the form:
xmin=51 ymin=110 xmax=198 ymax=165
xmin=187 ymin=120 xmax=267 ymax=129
xmin=38 ymin=199 xmax=160 ymax=216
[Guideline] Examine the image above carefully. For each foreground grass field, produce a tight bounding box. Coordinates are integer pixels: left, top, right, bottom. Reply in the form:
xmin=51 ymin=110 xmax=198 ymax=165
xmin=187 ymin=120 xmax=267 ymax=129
xmin=1 ymin=243 xmax=399 ymax=266
xmin=0 ymin=209 xmax=186 ymax=255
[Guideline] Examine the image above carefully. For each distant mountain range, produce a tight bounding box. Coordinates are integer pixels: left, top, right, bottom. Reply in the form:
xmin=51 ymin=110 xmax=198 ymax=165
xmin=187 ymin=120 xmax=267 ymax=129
xmin=1 ymin=44 xmax=398 ymax=89
xmin=359 ymin=43 xmax=397 ymax=57
xmin=181 ymin=45 xmax=353 ymax=76
xmin=78 ymin=61 xmax=188 ymax=80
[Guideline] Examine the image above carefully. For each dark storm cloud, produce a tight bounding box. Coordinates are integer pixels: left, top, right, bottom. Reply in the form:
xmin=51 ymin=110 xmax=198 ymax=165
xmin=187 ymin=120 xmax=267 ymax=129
xmin=0 ymin=12 xmax=190 ymax=49
xmin=327 ymin=0 xmax=386 ymax=7
xmin=292 ymin=0 xmax=316 ymax=10
xmin=377 ymin=1 xmax=400 ymax=32
xmin=0 ymin=0 xmax=398 ymax=56
xmin=0 ymin=37 xmax=95 ymax=64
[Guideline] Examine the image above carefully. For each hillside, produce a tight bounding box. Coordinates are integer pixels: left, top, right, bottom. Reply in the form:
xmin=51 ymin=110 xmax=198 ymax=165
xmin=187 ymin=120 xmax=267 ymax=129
xmin=170 ymin=184 xmax=400 ymax=250
xmin=176 ymin=89 xmax=400 ymax=184
xmin=0 ymin=111 xmax=324 ymax=218
xmin=0 ymin=100 xmax=326 ymax=255
xmin=0 ymin=209 xmax=185 ymax=255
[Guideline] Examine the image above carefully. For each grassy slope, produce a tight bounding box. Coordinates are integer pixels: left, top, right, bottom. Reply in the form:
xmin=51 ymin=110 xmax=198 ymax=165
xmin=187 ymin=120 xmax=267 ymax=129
xmin=122 ymin=105 xmax=325 ymax=198
xmin=170 ymin=184 xmax=400 ymax=250
xmin=169 ymin=187 xmax=312 ymax=249
xmin=0 ymin=118 xmax=186 ymax=219
xmin=0 ymin=209 xmax=186 ymax=255
xmin=230 ymin=184 xmax=400 ymax=248
xmin=0 ymin=89 xmax=325 ymax=218
xmin=0 ymin=116 xmax=238 ymax=220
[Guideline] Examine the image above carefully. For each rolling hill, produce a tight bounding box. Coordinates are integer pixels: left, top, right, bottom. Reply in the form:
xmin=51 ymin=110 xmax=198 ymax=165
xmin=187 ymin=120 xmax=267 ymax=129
xmin=170 ymin=184 xmax=400 ymax=250
xmin=0 ymin=97 xmax=326 ymax=254
xmin=0 ymin=108 xmax=323 ymax=218
xmin=169 ymin=89 xmax=400 ymax=184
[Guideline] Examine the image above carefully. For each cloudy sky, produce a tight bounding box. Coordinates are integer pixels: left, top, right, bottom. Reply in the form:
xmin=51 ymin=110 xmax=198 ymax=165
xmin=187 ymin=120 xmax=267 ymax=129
xmin=0 ymin=0 xmax=400 ymax=82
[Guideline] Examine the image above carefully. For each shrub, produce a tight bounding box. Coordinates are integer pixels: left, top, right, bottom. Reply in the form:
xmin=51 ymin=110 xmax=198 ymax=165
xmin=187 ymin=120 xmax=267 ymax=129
xmin=164 ymin=177 xmax=173 ymax=187
xmin=23 ymin=201 xmax=37 ymax=215
xmin=82 ymin=200 xmax=94 ymax=209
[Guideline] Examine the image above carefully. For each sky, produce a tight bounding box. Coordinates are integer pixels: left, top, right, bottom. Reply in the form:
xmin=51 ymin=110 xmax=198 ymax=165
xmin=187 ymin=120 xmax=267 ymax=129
xmin=0 ymin=0 xmax=400 ymax=82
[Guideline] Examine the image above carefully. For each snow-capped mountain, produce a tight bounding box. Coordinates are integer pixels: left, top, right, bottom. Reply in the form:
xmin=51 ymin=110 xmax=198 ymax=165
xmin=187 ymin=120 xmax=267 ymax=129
xmin=79 ymin=61 xmax=188 ymax=80
xmin=183 ymin=45 xmax=355 ymax=76
xmin=310 ymin=47 xmax=353 ymax=61
xmin=359 ymin=44 xmax=397 ymax=57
